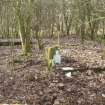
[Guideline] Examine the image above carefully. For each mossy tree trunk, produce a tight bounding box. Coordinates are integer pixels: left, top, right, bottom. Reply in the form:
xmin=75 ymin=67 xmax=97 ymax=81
xmin=17 ymin=0 xmax=32 ymax=55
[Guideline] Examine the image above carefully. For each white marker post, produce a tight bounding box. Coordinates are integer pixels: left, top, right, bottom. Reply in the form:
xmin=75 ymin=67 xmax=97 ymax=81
xmin=53 ymin=50 xmax=61 ymax=65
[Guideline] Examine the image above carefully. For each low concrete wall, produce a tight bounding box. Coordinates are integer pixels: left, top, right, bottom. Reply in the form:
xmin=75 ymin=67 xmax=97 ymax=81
xmin=0 ymin=39 xmax=36 ymax=46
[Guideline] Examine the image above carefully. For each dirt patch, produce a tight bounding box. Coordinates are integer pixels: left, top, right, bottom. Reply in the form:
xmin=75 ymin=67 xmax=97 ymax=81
xmin=0 ymin=38 xmax=105 ymax=105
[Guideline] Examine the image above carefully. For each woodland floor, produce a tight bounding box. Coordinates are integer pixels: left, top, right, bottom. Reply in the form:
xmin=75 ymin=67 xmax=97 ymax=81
xmin=0 ymin=36 xmax=105 ymax=105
